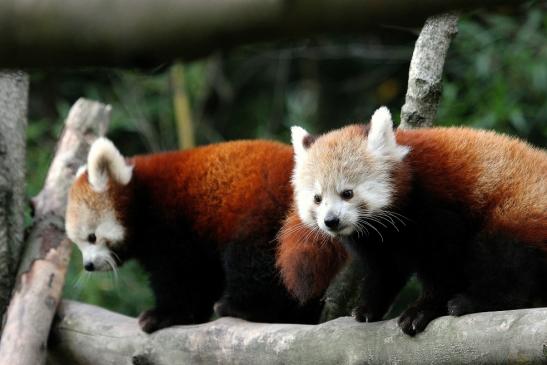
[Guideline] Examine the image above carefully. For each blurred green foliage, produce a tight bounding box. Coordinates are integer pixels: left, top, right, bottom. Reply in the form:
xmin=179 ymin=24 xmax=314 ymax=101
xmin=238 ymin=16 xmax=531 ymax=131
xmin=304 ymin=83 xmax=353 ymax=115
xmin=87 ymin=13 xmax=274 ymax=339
xmin=438 ymin=2 xmax=547 ymax=146
xmin=25 ymin=2 xmax=546 ymax=318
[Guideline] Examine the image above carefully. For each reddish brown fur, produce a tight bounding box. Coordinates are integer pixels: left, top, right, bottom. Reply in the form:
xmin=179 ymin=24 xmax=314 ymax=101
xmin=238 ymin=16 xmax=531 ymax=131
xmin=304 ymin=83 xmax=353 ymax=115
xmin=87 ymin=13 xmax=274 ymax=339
xmin=277 ymin=126 xmax=547 ymax=303
xmin=276 ymin=211 xmax=347 ymax=302
xmin=109 ymin=140 xmax=295 ymax=247
xmin=69 ymin=140 xmax=333 ymax=330
xmin=397 ymin=128 xmax=547 ymax=248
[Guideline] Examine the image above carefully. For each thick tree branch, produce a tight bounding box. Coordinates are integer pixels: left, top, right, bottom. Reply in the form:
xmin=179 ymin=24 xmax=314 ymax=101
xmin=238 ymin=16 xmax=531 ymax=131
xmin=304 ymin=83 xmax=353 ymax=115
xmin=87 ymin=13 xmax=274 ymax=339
xmin=49 ymin=300 xmax=547 ymax=365
xmin=0 ymin=71 xmax=28 ymax=319
xmin=0 ymin=99 xmax=110 ymax=365
xmin=400 ymin=13 xmax=459 ymax=128
xmin=0 ymin=0 xmax=522 ymax=68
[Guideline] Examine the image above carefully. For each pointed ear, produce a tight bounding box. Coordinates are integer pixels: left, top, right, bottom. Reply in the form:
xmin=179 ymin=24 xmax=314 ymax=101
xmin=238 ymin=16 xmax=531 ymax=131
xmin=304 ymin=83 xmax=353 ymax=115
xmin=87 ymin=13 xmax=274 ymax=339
xmin=87 ymin=137 xmax=133 ymax=192
xmin=367 ymin=106 xmax=410 ymax=160
xmin=291 ymin=126 xmax=315 ymax=161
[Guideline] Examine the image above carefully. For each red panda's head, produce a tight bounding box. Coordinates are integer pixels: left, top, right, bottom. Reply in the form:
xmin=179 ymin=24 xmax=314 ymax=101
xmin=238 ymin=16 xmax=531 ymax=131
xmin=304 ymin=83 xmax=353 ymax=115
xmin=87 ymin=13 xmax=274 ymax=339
xmin=65 ymin=137 xmax=133 ymax=272
xmin=290 ymin=106 xmax=411 ymax=239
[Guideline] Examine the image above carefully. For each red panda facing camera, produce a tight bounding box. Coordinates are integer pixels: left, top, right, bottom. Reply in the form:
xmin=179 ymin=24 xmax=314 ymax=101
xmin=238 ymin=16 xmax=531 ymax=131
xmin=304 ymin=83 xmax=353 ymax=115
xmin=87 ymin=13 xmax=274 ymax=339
xmin=65 ymin=138 xmax=325 ymax=333
xmin=278 ymin=106 xmax=547 ymax=336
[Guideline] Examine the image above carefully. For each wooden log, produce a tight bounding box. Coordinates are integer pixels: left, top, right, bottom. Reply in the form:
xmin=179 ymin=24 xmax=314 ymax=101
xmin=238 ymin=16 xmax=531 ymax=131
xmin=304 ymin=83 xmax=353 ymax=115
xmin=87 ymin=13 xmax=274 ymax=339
xmin=0 ymin=99 xmax=111 ymax=365
xmin=49 ymin=300 xmax=547 ymax=365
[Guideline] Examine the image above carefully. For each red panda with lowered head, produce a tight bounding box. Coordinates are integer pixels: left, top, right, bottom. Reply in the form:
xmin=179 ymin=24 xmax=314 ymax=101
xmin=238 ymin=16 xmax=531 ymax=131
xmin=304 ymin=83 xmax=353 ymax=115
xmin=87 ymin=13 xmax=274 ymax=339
xmin=65 ymin=138 xmax=325 ymax=332
xmin=277 ymin=106 xmax=547 ymax=335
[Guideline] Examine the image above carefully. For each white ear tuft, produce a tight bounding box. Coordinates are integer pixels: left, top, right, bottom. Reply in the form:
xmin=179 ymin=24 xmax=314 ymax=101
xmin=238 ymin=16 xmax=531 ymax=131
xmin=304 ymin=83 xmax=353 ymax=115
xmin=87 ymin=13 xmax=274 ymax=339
xmin=367 ymin=106 xmax=410 ymax=160
xmin=87 ymin=137 xmax=132 ymax=192
xmin=291 ymin=126 xmax=312 ymax=160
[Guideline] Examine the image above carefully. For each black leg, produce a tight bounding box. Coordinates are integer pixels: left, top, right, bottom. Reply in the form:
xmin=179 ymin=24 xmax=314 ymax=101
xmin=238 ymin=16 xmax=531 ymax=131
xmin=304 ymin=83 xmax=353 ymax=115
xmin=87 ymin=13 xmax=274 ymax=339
xmin=397 ymin=205 xmax=471 ymax=336
xmin=398 ymin=288 xmax=448 ymax=336
xmin=139 ymin=253 xmax=223 ymax=333
xmin=397 ymin=243 xmax=463 ymax=336
xmin=349 ymin=238 xmax=412 ymax=323
xmin=216 ymin=241 xmax=323 ymax=324
xmin=448 ymin=234 xmax=546 ymax=316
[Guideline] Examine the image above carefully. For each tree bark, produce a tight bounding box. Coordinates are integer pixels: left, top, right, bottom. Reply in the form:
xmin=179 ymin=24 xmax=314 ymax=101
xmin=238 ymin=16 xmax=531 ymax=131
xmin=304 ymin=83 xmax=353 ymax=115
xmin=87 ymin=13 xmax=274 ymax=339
xmin=49 ymin=300 xmax=547 ymax=365
xmin=0 ymin=0 xmax=521 ymax=68
xmin=17 ymin=99 xmax=110 ymax=276
xmin=0 ymin=71 xmax=28 ymax=320
xmin=0 ymin=240 xmax=71 ymax=365
xmin=400 ymin=13 xmax=459 ymax=128
xmin=0 ymin=99 xmax=111 ymax=365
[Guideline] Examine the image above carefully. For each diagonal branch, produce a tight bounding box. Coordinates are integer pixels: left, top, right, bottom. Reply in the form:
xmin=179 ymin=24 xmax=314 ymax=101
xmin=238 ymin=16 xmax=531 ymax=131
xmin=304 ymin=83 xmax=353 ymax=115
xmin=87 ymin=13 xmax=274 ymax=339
xmin=400 ymin=13 xmax=459 ymax=128
xmin=0 ymin=99 xmax=111 ymax=365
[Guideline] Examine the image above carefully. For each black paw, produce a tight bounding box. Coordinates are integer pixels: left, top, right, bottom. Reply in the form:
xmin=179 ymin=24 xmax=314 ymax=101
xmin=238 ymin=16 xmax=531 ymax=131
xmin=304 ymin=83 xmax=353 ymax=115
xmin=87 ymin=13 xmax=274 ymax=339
xmin=398 ymin=305 xmax=443 ymax=336
xmin=138 ymin=308 xmax=192 ymax=333
xmin=447 ymin=295 xmax=475 ymax=316
xmin=351 ymin=304 xmax=383 ymax=323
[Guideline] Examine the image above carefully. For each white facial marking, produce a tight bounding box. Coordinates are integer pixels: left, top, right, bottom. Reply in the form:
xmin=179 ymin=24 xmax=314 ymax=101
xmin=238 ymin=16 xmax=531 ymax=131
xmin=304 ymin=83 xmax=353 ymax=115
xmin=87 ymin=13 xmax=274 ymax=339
xmin=292 ymin=107 xmax=410 ymax=237
xmin=65 ymin=201 xmax=125 ymax=272
xmin=79 ymin=243 xmax=114 ymax=272
xmin=95 ymin=211 xmax=125 ymax=246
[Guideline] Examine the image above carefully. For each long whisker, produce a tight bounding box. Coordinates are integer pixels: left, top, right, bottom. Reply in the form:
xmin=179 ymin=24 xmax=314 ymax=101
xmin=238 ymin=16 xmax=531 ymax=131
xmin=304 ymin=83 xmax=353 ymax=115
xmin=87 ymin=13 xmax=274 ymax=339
xmin=374 ymin=213 xmax=400 ymax=232
xmin=104 ymin=255 xmax=119 ymax=289
xmin=354 ymin=221 xmax=369 ymax=239
xmin=72 ymin=271 xmax=84 ymax=288
xmin=110 ymin=250 xmax=122 ymax=265
xmin=382 ymin=210 xmax=410 ymax=225
xmin=82 ymin=271 xmax=91 ymax=285
xmin=357 ymin=207 xmax=411 ymax=237
xmin=320 ymin=234 xmax=332 ymax=248
xmin=303 ymin=225 xmax=319 ymax=244
xmin=272 ymin=221 xmax=314 ymax=244
xmin=361 ymin=220 xmax=384 ymax=242
xmin=71 ymin=271 xmax=92 ymax=299
xmin=361 ymin=216 xmax=387 ymax=229
xmin=276 ymin=222 xmax=306 ymax=236
xmin=285 ymin=224 xmax=312 ymax=238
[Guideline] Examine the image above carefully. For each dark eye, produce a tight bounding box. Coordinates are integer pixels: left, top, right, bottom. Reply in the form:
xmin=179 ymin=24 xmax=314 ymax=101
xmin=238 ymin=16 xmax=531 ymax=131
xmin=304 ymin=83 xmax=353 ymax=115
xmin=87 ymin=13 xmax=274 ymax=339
xmin=314 ymin=194 xmax=322 ymax=204
xmin=88 ymin=233 xmax=96 ymax=244
xmin=341 ymin=189 xmax=353 ymax=200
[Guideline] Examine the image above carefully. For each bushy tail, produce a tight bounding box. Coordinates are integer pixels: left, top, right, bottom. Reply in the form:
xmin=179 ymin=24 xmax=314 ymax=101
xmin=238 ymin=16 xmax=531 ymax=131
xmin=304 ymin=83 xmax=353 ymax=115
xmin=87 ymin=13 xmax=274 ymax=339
xmin=276 ymin=209 xmax=348 ymax=303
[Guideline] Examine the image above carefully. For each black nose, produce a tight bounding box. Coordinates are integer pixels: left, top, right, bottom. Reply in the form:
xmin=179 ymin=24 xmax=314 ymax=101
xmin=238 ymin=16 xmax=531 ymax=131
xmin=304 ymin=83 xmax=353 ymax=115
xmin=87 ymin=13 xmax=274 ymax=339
xmin=84 ymin=262 xmax=95 ymax=271
xmin=324 ymin=217 xmax=340 ymax=229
